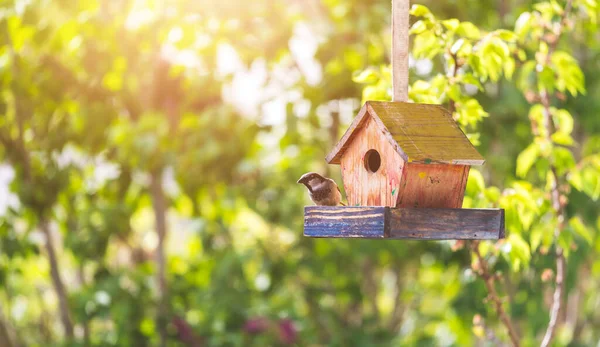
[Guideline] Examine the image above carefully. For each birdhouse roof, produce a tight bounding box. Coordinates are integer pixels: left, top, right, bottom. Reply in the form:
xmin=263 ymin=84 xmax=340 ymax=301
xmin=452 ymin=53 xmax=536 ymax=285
xmin=326 ymin=101 xmax=485 ymax=165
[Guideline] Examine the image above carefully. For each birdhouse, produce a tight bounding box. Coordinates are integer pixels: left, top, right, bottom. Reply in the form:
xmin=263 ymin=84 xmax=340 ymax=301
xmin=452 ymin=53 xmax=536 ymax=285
xmin=326 ymin=101 xmax=484 ymax=209
xmin=302 ymin=101 xmax=504 ymax=240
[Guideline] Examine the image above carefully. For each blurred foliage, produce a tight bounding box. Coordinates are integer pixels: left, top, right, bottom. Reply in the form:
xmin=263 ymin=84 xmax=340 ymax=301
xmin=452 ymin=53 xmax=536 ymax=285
xmin=0 ymin=0 xmax=599 ymax=346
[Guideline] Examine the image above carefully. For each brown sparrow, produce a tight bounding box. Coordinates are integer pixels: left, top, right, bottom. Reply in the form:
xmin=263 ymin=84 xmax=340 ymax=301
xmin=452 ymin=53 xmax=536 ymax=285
xmin=297 ymin=172 xmax=345 ymax=206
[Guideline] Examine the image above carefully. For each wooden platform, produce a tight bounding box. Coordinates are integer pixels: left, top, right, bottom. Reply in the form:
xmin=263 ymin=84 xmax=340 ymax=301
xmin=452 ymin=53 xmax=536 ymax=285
xmin=303 ymin=206 xmax=505 ymax=240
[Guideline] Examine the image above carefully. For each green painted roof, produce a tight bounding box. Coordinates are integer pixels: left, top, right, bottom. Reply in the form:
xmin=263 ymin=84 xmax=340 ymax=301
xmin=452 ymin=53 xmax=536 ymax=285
xmin=326 ymin=101 xmax=485 ymax=165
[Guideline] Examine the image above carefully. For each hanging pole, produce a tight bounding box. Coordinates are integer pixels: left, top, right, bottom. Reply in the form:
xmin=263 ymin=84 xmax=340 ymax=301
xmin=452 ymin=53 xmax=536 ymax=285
xmin=392 ymin=0 xmax=410 ymax=102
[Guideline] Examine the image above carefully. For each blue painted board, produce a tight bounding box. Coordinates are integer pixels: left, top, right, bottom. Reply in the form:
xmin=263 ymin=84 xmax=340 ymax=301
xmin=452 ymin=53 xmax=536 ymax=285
xmin=303 ymin=206 xmax=388 ymax=238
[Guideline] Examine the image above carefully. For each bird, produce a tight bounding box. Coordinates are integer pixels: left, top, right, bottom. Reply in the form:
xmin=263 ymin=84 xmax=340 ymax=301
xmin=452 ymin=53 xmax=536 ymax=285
xmin=297 ymin=172 xmax=346 ymax=206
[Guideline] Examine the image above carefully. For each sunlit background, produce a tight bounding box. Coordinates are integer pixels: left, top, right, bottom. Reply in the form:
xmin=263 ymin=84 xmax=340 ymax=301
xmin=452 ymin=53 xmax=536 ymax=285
xmin=1 ymin=0 xmax=600 ymax=346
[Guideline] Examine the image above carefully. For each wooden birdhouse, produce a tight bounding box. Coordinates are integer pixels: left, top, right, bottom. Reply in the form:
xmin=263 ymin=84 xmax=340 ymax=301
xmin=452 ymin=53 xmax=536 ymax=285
xmin=326 ymin=101 xmax=484 ymax=209
xmin=303 ymin=102 xmax=504 ymax=241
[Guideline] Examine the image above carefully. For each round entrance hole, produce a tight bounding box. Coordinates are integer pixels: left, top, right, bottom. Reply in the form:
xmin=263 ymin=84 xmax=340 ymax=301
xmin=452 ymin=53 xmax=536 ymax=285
xmin=364 ymin=149 xmax=381 ymax=173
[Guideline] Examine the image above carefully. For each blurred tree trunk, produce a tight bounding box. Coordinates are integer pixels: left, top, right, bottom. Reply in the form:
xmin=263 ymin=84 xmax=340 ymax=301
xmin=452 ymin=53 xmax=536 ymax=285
xmin=77 ymin=263 xmax=90 ymax=346
xmin=150 ymin=170 xmax=169 ymax=347
xmin=40 ymin=218 xmax=74 ymax=339
xmin=0 ymin=305 xmax=17 ymax=347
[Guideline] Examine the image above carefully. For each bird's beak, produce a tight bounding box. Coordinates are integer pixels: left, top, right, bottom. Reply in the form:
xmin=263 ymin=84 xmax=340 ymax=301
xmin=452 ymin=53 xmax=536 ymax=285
xmin=297 ymin=175 xmax=308 ymax=184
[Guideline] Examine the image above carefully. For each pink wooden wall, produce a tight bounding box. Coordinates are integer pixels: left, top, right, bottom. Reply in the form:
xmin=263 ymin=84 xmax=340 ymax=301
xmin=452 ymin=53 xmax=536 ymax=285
xmin=340 ymin=116 xmax=404 ymax=207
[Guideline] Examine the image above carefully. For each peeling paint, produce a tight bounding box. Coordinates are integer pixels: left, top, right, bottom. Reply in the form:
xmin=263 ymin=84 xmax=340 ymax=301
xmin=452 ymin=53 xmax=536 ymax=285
xmin=418 ymin=172 xmax=426 ymax=179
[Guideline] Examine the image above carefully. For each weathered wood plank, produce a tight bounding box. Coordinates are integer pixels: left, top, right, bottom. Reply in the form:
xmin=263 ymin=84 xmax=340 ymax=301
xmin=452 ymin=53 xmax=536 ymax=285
xmin=304 ymin=206 xmax=388 ymax=238
xmin=303 ymin=206 xmax=504 ymax=240
xmin=388 ymin=208 xmax=504 ymax=239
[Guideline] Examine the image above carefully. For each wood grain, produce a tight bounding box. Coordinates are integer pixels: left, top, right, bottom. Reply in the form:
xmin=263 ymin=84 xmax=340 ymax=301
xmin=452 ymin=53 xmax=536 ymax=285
xmin=388 ymin=208 xmax=505 ymax=239
xmin=326 ymin=101 xmax=484 ymax=166
xmin=303 ymin=206 xmax=505 ymax=240
xmin=396 ymin=163 xmax=469 ymax=208
xmin=392 ymin=0 xmax=410 ymax=102
xmin=340 ymin=116 xmax=404 ymax=207
xmin=304 ymin=206 xmax=388 ymax=238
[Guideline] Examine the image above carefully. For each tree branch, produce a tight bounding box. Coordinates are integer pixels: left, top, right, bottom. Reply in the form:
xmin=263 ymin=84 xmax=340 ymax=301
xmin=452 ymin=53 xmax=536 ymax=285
xmin=361 ymin=258 xmax=380 ymax=321
xmin=150 ymin=170 xmax=169 ymax=347
xmin=539 ymin=88 xmax=567 ymax=347
xmin=0 ymin=303 xmax=18 ymax=347
xmin=535 ymin=2 xmax=572 ymax=345
xmin=40 ymin=218 xmax=74 ymax=339
xmin=388 ymin=263 xmax=408 ymax=332
xmin=447 ymin=51 xmax=461 ymax=114
xmin=471 ymin=241 xmax=521 ymax=346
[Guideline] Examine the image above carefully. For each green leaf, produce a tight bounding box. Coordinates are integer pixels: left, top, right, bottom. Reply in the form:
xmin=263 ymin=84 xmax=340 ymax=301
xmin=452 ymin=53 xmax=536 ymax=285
xmin=476 ymin=37 xmax=511 ymax=82
xmin=504 ymin=58 xmax=516 ymax=80
xmin=538 ymin=66 xmax=556 ymax=93
xmin=551 ymin=51 xmax=586 ymax=96
xmin=568 ymin=171 xmax=584 ymax=191
xmin=410 ymin=20 xmax=428 ymax=35
xmin=551 ymin=132 xmax=574 ymax=146
xmin=466 ymin=169 xmax=485 ymax=195
xmin=413 ymin=31 xmax=442 ymax=59
xmin=507 ymin=233 xmax=531 ymax=271
xmin=410 ymin=4 xmax=432 ymax=17
xmin=456 ymin=99 xmax=488 ymax=128
xmin=460 ymin=74 xmax=483 ymax=90
xmin=558 ymin=229 xmax=573 ymax=257
xmin=483 ymin=187 xmax=501 ymax=202
xmin=530 ymin=225 xmax=549 ymax=251
xmin=514 ymin=12 xmax=533 ymax=38
xmin=516 ymin=143 xmax=540 ymax=178
xmin=552 ymin=147 xmax=575 ymax=175
xmin=553 ymin=109 xmax=574 ymax=135
xmin=352 ymin=67 xmax=379 ymax=84
xmin=583 ymin=137 xmax=600 ymax=156
xmin=442 ymin=19 xmax=460 ymax=32
xmin=582 ymin=167 xmax=600 ymax=200
xmin=494 ymin=29 xmax=518 ymax=42
xmin=457 ymin=22 xmax=480 ymax=39
xmin=568 ymin=217 xmax=594 ymax=245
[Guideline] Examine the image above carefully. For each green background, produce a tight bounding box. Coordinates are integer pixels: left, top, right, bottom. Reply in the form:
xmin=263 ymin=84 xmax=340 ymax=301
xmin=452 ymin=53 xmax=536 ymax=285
xmin=0 ymin=0 xmax=599 ymax=346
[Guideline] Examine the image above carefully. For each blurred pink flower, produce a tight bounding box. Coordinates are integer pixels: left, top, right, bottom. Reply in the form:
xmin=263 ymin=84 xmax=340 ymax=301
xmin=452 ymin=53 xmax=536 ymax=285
xmin=244 ymin=317 xmax=270 ymax=334
xmin=172 ymin=315 xmax=202 ymax=346
xmin=278 ymin=318 xmax=297 ymax=344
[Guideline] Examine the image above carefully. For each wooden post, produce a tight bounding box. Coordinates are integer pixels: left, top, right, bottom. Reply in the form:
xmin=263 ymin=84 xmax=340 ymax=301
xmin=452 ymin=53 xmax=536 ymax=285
xmin=392 ymin=0 xmax=410 ymax=102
